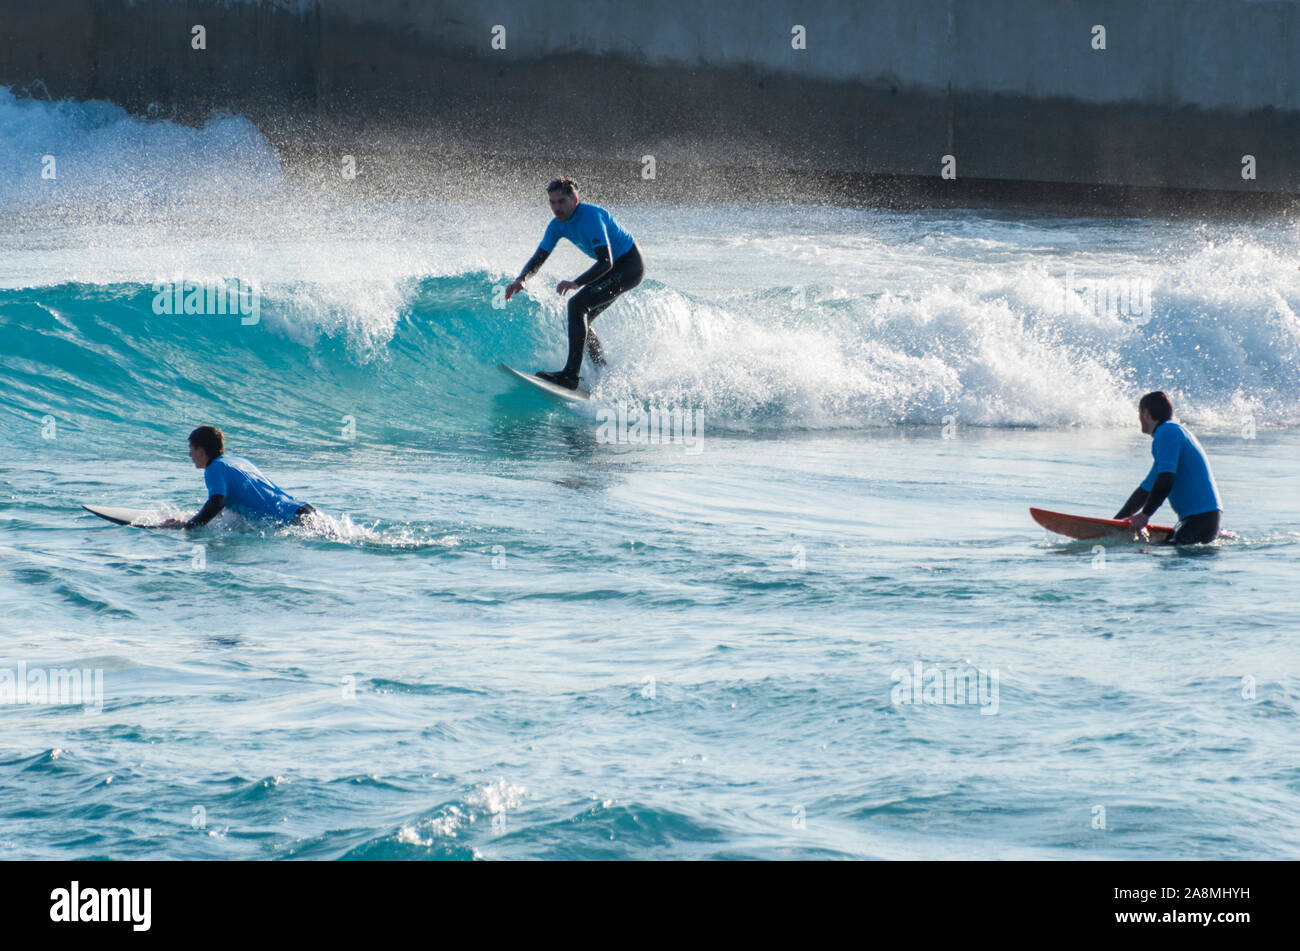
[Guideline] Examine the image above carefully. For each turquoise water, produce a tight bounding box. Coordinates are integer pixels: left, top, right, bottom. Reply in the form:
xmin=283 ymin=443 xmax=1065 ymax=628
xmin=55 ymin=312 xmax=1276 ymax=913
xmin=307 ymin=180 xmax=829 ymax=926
xmin=3 ymin=89 xmax=1300 ymax=859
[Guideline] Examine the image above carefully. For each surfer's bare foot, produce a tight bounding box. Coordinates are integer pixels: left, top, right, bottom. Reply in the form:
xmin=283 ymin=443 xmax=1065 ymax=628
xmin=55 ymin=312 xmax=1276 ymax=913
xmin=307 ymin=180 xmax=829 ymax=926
xmin=536 ymin=370 xmax=579 ymax=390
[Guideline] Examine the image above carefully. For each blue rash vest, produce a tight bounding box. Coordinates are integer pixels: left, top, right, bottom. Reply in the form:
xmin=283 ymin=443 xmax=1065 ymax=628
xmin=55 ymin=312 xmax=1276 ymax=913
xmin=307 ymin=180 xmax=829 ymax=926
xmin=538 ymin=202 xmax=635 ymax=261
xmin=203 ymin=454 xmax=306 ymax=523
xmin=1140 ymin=421 xmax=1222 ymax=520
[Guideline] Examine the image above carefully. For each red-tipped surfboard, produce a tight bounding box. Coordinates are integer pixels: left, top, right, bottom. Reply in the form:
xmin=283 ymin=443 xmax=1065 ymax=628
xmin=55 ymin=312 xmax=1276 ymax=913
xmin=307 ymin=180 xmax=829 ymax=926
xmin=1030 ymin=507 xmax=1174 ymax=543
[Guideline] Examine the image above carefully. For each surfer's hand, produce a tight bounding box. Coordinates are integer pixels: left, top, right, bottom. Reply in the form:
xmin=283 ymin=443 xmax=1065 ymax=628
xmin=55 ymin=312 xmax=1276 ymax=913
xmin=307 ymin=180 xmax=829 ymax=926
xmin=1128 ymin=512 xmax=1149 ymax=533
xmin=505 ymin=279 xmax=524 ymax=301
xmin=556 ymin=280 xmax=579 ymax=296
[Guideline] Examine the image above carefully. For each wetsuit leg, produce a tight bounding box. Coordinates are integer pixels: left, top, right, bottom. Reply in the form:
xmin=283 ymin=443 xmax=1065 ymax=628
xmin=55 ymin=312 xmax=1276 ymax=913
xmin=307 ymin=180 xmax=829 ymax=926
xmin=582 ymin=297 xmax=619 ymax=367
xmin=586 ymin=328 xmax=606 ymax=367
xmin=1168 ymin=509 xmax=1220 ymax=545
xmin=559 ymin=245 xmax=644 ymax=379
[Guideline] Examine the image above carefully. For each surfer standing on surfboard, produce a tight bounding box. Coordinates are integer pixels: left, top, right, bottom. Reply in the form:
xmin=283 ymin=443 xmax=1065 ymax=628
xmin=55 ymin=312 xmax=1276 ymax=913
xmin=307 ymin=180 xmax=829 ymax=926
xmin=503 ymin=178 xmax=644 ymax=390
xmin=1113 ymin=392 xmax=1222 ymax=544
xmin=160 ymin=425 xmax=317 ymax=530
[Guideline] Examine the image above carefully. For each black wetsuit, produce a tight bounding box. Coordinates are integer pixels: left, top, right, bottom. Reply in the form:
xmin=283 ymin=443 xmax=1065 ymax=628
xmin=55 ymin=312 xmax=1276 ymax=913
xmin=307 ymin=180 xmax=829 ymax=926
xmin=1168 ymin=510 xmax=1221 ymax=545
xmin=1115 ymin=477 xmax=1221 ymax=545
xmin=516 ymin=243 xmax=645 ymax=386
xmin=184 ymin=498 xmax=316 ymax=530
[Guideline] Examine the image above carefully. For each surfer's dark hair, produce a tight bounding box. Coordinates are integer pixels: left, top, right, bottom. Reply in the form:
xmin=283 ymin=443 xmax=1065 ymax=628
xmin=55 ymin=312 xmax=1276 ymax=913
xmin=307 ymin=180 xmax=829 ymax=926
xmin=1139 ymin=391 xmax=1174 ymax=423
xmin=188 ymin=425 xmax=224 ymax=458
xmin=546 ymin=177 xmax=578 ymax=198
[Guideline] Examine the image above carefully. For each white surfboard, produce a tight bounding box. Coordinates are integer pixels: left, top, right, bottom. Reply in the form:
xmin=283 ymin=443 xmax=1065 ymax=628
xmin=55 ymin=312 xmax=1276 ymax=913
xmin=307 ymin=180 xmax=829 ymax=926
xmin=498 ymin=362 xmax=591 ymax=403
xmin=81 ymin=504 xmax=165 ymax=528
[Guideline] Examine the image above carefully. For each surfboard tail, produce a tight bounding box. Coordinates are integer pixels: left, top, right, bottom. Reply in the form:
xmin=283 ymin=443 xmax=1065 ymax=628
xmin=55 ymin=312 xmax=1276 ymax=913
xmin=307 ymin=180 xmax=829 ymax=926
xmin=498 ymin=362 xmax=592 ymax=402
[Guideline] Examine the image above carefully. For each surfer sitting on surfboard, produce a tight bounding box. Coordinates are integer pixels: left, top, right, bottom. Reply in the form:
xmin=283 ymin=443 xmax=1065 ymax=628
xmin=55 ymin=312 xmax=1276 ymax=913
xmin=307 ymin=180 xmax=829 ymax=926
xmin=503 ymin=177 xmax=644 ymax=390
xmin=159 ymin=425 xmax=317 ymax=530
xmin=1113 ymin=392 xmax=1222 ymax=544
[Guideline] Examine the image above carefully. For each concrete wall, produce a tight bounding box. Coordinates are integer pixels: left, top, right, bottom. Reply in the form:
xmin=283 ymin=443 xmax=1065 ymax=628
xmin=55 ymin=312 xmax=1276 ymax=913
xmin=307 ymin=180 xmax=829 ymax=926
xmin=326 ymin=0 xmax=1298 ymax=112
xmin=2 ymin=0 xmax=1297 ymax=195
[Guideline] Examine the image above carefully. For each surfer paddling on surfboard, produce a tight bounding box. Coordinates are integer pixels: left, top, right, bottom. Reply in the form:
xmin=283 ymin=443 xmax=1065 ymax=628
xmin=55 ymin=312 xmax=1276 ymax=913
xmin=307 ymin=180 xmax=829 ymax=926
xmin=503 ymin=177 xmax=644 ymax=390
xmin=1113 ymin=392 xmax=1223 ymax=545
xmin=159 ymin=425 xmax=318 ymax=530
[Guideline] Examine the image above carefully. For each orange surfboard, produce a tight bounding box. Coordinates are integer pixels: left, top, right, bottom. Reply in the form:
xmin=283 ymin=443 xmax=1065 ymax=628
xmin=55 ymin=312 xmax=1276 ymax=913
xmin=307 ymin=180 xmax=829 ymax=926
xmin=1030 ymin=507 xmax=1174 ymax=543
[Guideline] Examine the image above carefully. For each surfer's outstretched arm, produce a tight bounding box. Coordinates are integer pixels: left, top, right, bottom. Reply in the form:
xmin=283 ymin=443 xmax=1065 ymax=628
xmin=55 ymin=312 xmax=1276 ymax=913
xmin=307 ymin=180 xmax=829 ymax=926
xmin=517 ymin=248 xmax=549 ymax=282
xmin=1114 ymin=487 xmax=1148 ymax=519
xmin=1115 ymin=471 xmax=1174 ymax=520
xmin=506 ymin=249 xmax=551 ymax=300
xmin=1139 ymin=473 xmax=1175 ymax=515
xmin=184 ymin=494 xmax=226 ymax=529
